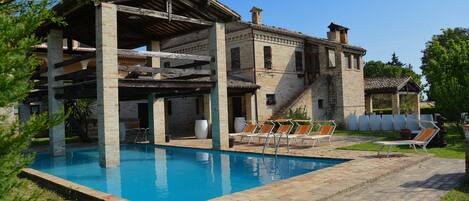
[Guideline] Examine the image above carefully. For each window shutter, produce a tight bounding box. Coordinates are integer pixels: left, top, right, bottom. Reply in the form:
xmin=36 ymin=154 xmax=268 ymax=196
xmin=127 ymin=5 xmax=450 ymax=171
xmin=264 ymin=46 xmax=272 ymax=69
xmin=230 ymin=47 xmax=240 ymax=70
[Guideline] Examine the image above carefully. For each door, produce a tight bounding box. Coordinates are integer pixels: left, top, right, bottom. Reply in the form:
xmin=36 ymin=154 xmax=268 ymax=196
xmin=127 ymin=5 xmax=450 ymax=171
xmin=138 ymin=103 xmax=148 ymax=128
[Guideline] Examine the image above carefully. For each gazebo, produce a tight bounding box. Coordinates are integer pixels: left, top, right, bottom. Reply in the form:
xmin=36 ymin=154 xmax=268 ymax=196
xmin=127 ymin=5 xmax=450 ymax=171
xmin=24 ymin=0 xmax=243 ymax=168
xmin=364 ymin=77 xmax=421 ymax=116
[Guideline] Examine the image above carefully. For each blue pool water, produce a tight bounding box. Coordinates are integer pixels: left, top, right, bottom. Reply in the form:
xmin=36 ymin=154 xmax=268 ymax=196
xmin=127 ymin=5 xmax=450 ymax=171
xmin=31 ymin=144 xmax=345 ymax=201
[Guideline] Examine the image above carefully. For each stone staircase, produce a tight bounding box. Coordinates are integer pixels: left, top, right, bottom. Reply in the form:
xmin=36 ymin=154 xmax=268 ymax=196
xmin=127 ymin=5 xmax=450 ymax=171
xmin=271 ymin=78 xmax=322 ymax=118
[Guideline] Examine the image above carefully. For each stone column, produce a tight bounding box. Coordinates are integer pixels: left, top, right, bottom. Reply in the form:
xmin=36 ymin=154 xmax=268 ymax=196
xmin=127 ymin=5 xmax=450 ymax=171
xmin=391 ymin=93 xmax=400 ymax=115
xmin=412 ymin=94 xmax=420 ymax=118
xmin=147 ymin=40 xmax=166 ymax=144
xmin=244 ymin=93 xmax=256 ymax=122
xmin=209 ymin=22 xmax=229 ymax=150
xmin=203 ymin=94 xmax=212 ymax=133
xmin=365 ymin=95 xmax=373 ymax=114
xmin=47 ymin=29 xmax=65 ymax=156
xmin=96 ymin=2 xmax=120 ymax=167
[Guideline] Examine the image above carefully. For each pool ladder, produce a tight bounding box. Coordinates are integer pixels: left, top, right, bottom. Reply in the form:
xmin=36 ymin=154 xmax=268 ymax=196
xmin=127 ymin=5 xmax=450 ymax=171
xmin=262 ymin=132 xmax=282 ymax=157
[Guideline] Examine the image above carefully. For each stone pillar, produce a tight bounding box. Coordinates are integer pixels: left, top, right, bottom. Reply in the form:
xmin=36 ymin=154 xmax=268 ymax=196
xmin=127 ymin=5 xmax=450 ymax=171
xmin=365 ymin=95 xmax=373 ymax=114
xmin=391 ymin=93 xmax=400 ymax=115
xmin=412 ymin=94 xmax=420 ymax=118
xmin=244 ymin=93 xmax=256 ymax=122
xmin=203 ymin=94 xmax=212 ymax=131
xmin=209 ymin=22 xmax=229 ymax=150
xmin=96 ymin=3 xmax=120 ymax=167
xmin=147 ymin=40 xmax=166 ymax=144
xmin=47 ymin=29 xmax=65 ymax=156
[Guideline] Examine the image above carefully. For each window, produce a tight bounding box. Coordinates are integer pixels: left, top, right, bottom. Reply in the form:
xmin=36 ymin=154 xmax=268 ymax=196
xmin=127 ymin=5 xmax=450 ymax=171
xmin=295 ymin=51 xmax=303 ymax=72
xmin=318 ymin=99 xmax=324 ymax=109
xmin=163 ymin=62 xmax=171 ymax=68
xmin=230 ymin=47 xmax=240 ymax=71
xmin=327 ymin=49 xmax=336 ymax=68
xmin=264 ymin=46 xmax=272 ymax=69
xmin=166 ymin=100 xmax=172 ymax=116
xmin=266 ymin=94 xmax=276 ymax=105
xmin=354 ymin=55 xmax=361 ymax=70
xmin=344 ymin=54 xmax=352 ymax=69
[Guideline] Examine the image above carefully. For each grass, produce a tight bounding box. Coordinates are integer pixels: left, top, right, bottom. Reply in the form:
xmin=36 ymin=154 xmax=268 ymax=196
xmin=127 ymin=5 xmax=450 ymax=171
xmin=336 ymin=124 xmax=466 ymax=159
xmin=441 ymin=178 xmax=469 ymax=201
xmin=5 ymin=178 xmax=64 ymax=201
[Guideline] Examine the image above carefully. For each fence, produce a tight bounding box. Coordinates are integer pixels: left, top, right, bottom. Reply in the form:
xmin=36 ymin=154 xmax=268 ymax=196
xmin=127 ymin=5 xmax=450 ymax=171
xmin=346 ymin=114 xmax=434 ymax=131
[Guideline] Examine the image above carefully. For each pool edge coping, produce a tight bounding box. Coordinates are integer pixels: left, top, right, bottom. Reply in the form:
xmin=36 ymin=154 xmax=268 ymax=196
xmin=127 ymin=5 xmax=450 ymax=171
xmin=19 ymin=168 xmax=128 ymax=201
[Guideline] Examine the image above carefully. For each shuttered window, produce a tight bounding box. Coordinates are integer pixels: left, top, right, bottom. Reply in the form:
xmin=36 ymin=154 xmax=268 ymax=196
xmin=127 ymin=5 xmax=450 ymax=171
xmin=231 ymin=47 xmax=240 ymax=71
xmin=295 ymin=51 xmax=303 ymax=72
xmin=328 ymin=49 xmax=336 ymax=68
xmin=264 ymin=46 xmax=272 ymax=69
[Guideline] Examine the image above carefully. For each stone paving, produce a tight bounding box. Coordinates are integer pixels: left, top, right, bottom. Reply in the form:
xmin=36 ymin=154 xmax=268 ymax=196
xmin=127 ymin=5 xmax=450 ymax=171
xmin=165 ymin=136 xmax=440 ymax=201
xmin=328 ymin=158 xmax=465 ymax=201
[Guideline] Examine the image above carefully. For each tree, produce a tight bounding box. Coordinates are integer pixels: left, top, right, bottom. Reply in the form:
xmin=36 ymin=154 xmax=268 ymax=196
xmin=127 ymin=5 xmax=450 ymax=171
xmin=421 ymin=28 xmax=469 ymax=121
xmin=0 ymin=0 xmax=64 ymax=200
xmin=387 ymin=52 xmax=405 ymax=67
xmin=364 ymin=59 xmax=421 ymax=85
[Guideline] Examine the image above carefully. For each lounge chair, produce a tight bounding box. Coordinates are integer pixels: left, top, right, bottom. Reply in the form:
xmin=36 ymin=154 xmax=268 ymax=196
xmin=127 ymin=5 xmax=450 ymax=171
xmin=374 ymin=126 xmax=440 ymax=157
xmin=278 ymin=120 xmax=313 ymax=149
xmin=245 ymin=121 xmax=275 ymax=144
xmin=298 ymin=120 xmax=336 ymax=147
xmin=229 ymin=121 xmax=258 ymax=142
xmin=260 ymin=119 xmax=294 ymax=153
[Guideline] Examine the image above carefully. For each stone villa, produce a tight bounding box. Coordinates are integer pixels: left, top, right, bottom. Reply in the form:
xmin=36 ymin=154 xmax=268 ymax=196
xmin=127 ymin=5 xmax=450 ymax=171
xmin=117 ymin=7 xmax=367 ymax=135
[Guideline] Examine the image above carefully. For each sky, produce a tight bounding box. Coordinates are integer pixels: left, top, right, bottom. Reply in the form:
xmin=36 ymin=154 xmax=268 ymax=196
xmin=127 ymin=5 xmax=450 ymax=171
xmin=219 ymin=0 xmax=469 ymax=76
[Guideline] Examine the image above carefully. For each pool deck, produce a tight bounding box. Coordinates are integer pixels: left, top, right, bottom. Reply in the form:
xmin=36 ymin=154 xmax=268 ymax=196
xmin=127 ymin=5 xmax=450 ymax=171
xmin=166 ymin=136 xmax=432 ymax=201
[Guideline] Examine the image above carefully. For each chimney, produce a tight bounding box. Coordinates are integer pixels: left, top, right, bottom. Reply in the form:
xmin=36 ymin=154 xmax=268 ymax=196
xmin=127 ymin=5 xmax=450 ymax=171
xmin=327 ymin=23 xmax=349 ymax=44
xmin=250 ymin=7 xmax=263 ymax=25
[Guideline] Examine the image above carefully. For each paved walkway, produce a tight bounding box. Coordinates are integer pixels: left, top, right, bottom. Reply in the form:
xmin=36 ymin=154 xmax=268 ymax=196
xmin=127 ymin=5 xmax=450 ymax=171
xmin=328 ymin=158 xmax=465 ymax=201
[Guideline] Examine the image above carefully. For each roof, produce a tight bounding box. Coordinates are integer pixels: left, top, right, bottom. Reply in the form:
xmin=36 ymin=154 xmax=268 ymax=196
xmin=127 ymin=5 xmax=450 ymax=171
xmin=41 ymin=0 xmax=241 ymax=49
xmin=328 ymin=22 xmax=349 ymax=32
xmin=237 ymin=21 xmax=366 ymax=52
xmin=190 ymin=75 xmax=260 ymax=89
xmin=365 ymin=77 xmax=421 ymax=94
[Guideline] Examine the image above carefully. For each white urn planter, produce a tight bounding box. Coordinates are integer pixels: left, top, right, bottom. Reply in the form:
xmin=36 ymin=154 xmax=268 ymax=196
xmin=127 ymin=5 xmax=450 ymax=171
xmin=195 ymin=120 xmax=209 ymax=139
xmin=234 ymin=117 xmax=246 ymax=133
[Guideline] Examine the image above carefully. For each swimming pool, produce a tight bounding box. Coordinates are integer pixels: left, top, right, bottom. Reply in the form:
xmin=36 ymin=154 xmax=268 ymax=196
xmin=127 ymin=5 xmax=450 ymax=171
xmin=31 ymin=144 xmax=346 ymax=201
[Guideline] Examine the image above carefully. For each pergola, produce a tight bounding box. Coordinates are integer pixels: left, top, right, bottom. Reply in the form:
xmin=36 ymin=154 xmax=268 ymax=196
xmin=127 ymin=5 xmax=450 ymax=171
xmin=27 ymin=0 xmax=242 ymax=168
xmin=364 ymin=77 xmax=421 ymax=116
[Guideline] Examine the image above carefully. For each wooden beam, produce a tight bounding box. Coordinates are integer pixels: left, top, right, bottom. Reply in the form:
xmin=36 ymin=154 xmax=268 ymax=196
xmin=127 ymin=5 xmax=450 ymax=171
xmin=54 ymin=53 xmax=95 ymax=68
xmin=118 ymin=49 xmax=212 ymax=62
xmin=115 ymin=4 xmax=213 ymax=26
xmin=119 ymin=79 xmax=214 ymax=89
xmin=118 ymin=65 xmax=210 ymax=77
xmin=171 ymin=61 xmax=210 ymax=69
xmin=55 ymin=69 xmax=96 ymax=81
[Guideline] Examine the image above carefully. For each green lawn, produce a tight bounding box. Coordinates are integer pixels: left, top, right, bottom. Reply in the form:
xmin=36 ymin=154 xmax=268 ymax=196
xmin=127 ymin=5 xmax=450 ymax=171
xmin=336 ymin=125 xmax=465 ymax=159
xmin=6 ymin=178 xmax=64 ymax=201
xmin=441 ymin=178 xmax=469 ymax=201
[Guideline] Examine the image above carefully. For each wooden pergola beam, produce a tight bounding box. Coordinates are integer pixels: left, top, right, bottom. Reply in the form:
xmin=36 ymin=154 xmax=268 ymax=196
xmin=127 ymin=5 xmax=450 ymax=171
xmin=115 ymin=4 xmax=214 ymax=26
xmin=54 ymin=52 xmax=95 ymax=68
xmin=118 ymin=65 xmax=210 ymax=75
xmin=55 ymin=69 xmax=96 ymax=81
xmin=118 ymin=49 xmax=212 ymax=61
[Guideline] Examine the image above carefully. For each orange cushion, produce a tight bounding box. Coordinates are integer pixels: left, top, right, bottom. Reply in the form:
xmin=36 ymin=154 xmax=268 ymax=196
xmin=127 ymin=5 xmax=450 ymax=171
xmin=260 ymin=124 xmax=274 ymax=134
xmin=295 ymin=125 xmax=312 ymax=135
xmin=243 ymin=124 xmax=256 ymax=133
xmin=277 ymin=125 xmax=292 ymax=134
xmin=414 ymin=128 xmax=436 ymax=141
xmin=319 ymin=125 xmax=335 ymax=135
